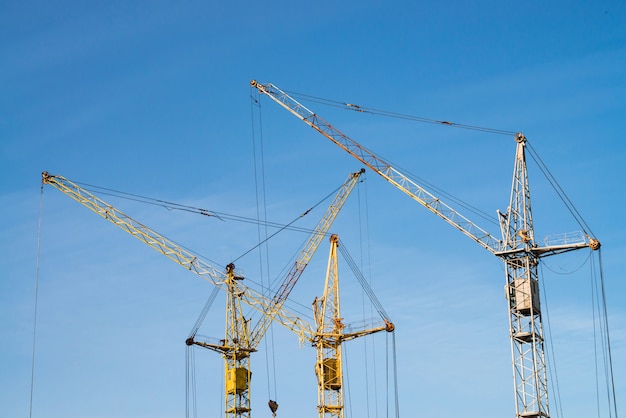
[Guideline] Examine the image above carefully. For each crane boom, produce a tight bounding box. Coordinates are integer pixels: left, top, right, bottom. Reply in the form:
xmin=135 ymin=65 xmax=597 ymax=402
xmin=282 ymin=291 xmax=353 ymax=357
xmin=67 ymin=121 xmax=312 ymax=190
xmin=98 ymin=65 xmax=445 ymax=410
xmin=248 ymin=169 xmax=365 ymax=347
xmin=250 ymin=80 xmax=503 ymax=254
xmin=41 ymin=171 xmax=313 ymax=339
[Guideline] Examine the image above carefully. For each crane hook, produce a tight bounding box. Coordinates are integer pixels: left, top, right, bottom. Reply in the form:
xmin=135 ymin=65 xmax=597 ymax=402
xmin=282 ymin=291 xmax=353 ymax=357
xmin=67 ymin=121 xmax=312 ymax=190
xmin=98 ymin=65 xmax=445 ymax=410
xmin=268 ymin=400 xmax=278 ymax=416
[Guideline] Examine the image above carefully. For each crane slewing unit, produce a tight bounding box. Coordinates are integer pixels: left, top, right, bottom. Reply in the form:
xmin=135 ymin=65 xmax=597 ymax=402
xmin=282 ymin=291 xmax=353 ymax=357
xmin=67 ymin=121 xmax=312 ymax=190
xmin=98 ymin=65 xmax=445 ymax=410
xmin=250 ymin=80 xmax=600 ymax=418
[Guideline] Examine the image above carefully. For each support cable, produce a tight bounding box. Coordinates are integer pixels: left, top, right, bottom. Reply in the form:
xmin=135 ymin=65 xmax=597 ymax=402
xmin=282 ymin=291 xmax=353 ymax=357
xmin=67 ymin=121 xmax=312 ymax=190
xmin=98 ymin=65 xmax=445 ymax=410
xmin=343 ymin=343 xmax=353 ymax=418
xmin=281 ymin=88 xmax=509 ymax=229
xmin=251 ymin=91 xmax=278 ymax=403
xmin=363 ymin=303 xmax=371 ymax=418
xmin=391 ymin=330 xmax=400 ymax=418
xmin=538 ymin=262 xmax=564 ymax=418
xmin=186 ymin=287 xmax=220 ymax=418
xmin=185 ymin=346 xmax=198 ymax=418
xmin=541 ymin=250 xmax=592 ymax=275
xmin=232 ymin=182 xmax=346 ymax=264
xmin=187 ymin=286 xmax=221 ymax=339
xmin=30 ymin=183 xmax=45 ymax=418
xmin=336 ymin=241 xmax=389 ymax=321
xmin=68 ymin=181 xmax=224 ymax=219
xmin=356 ymin=178 xmax=371 ymax=418
xmin=251 ymin=96 xmax=278 ymax=401
xmin=595 ymin=249 xmax=619 ymax=417
xmin=591 ymin=254 xmax=602 ymax=418
xmin=285 ymin=89 xmax=517 ymax=136
xmin=293 ymin=91 xmax=598 ymax=242
xmin=396 ymin=163 xmax=500 ymax=228
xmin=385 ymin=333 xmax=389 ymax=418
xmin=68 ymin=181 xmax=317 ymax=235
xmin=525 ymin=141 xmax=595 ymax=237
xmin=357 ymin=176 xmax=378 ymax=418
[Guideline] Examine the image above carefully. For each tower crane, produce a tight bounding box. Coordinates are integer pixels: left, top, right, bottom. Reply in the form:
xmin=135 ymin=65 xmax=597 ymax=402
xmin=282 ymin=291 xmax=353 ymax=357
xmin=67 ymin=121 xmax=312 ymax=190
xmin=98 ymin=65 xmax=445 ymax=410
xmin=42 ymin=169 xmax=365 ymax=418
xmin=312 ymin=234 xmax=395 ymax=418
xmin=250 ymin=80 xmax=601 ymax=418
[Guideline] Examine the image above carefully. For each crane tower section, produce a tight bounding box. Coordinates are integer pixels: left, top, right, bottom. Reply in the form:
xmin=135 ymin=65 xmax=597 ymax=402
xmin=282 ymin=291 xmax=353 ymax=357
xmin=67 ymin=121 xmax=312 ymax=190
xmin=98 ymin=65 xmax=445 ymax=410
xmin=499 ymin=134 xmax=547 ymax=417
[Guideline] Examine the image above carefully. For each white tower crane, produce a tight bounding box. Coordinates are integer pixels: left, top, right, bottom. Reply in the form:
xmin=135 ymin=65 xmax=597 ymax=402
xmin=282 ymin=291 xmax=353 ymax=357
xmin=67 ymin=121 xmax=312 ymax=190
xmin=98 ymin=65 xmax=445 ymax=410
xmin=250 ymin=80 xmax=601 ymax=418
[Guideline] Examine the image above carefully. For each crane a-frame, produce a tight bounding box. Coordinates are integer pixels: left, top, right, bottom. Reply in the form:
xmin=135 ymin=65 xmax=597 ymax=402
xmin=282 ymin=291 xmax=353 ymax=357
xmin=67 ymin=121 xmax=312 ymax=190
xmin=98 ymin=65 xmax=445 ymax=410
xmin=42 ymin=169 xmax=367 ymax=418
xmin=250 ymin=80 xmax=601 ymax=418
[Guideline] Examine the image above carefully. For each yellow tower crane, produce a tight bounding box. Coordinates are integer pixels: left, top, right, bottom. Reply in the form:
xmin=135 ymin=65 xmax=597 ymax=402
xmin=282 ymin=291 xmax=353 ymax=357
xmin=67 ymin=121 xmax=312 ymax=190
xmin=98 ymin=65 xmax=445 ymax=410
xmin=312 ymin=234 xmax=394 ymax=418
xmin=42 ymin=169 xmax=365 ymax=418
xmin=250 ymin=80 xmax=601 ymax=418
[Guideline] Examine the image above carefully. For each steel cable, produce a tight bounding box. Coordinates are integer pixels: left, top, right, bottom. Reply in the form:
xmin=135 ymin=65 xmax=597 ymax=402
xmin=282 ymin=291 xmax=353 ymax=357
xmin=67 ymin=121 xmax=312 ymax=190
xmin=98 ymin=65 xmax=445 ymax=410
xmin=285 ymin=89 xmax=516 ymax=136
xmin=30 ymin=183 xmax=45 ymax=418
xmin=525 ymin=141 xmax=596 ymax=238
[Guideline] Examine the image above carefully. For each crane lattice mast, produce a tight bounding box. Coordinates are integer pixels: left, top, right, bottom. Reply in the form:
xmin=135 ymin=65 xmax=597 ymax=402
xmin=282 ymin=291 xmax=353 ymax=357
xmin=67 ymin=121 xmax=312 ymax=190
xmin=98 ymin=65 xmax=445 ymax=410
xmin=313 ymin=234 xmax=344 ymax=418
xmin=500 ymin=134 xmax=548 ymax=416
xmin=250 ymin=80 xmax=600 ymax=418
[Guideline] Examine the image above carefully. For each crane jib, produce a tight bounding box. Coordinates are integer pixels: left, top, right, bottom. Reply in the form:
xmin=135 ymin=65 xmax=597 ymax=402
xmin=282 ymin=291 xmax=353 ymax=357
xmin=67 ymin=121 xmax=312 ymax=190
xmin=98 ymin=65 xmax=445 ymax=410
xmin=251 ymin=83 xmax=503 ymax=253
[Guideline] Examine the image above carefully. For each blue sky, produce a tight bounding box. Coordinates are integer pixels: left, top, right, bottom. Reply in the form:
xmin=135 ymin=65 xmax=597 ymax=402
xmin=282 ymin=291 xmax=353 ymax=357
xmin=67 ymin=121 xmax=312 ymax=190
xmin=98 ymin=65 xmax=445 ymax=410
xmin=2 ymin=1 xmax=625 ymax=417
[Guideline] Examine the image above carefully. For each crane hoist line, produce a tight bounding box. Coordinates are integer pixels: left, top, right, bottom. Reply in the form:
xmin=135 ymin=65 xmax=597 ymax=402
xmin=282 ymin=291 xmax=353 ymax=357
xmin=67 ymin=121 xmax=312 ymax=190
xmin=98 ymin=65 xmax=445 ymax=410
xmin=250 ymin=80 xmax=602 ymax=418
